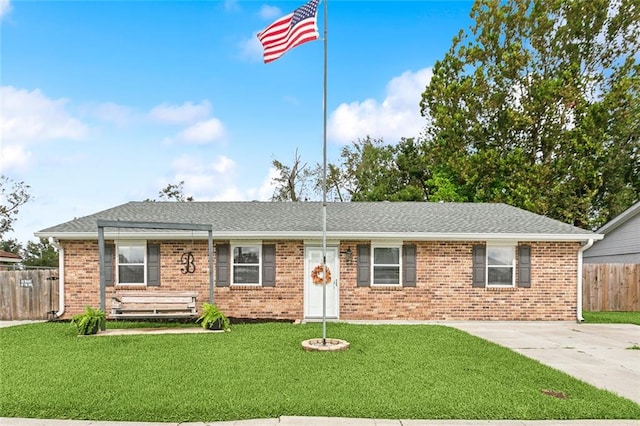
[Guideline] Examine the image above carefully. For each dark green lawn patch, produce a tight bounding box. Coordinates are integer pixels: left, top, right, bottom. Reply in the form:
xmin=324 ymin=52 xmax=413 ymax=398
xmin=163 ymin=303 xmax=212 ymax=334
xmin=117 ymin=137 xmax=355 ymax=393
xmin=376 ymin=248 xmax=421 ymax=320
xmin=1 ymin=322 xmax=639 ymax=422
xmin=583 ymin=311 xmax=640 ymax=325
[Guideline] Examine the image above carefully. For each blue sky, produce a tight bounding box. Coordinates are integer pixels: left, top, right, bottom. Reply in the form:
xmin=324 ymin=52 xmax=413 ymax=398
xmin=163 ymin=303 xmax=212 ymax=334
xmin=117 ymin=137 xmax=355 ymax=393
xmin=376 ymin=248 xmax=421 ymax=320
xmin=1 ymin=0 xmax=474 ymax=244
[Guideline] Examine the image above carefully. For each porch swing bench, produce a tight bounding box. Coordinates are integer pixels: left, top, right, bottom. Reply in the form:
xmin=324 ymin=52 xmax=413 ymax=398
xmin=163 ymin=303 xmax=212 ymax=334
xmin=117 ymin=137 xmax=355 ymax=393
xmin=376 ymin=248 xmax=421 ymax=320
xmin=110 ymin=292 xmax=198 ymax=319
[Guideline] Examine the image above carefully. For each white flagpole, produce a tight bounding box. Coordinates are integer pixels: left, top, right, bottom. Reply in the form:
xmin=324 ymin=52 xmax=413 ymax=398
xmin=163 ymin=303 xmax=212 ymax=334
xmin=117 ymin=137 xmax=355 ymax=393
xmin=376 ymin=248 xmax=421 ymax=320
xmin=321 ymin=0 xmax=328 ymax=345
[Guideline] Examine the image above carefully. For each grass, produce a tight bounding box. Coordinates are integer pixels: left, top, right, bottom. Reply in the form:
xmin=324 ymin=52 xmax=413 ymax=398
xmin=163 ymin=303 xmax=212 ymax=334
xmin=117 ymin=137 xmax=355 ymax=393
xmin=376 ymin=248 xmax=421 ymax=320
xmin=583 ymin=311 xmax=640 ymax=325
xmin=1 ymin=322 xmax=639 ymax=422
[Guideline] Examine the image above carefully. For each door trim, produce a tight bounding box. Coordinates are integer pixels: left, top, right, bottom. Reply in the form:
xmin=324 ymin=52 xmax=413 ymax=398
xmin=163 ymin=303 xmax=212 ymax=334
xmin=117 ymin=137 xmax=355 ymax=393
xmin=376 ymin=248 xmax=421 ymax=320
xmin=303 ymin=245 xmax=339 ymax=319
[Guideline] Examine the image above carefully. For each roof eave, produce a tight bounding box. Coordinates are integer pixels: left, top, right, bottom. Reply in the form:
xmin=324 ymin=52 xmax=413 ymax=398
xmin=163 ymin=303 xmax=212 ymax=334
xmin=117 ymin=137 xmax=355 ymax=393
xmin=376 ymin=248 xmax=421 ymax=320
xmin=597 ymin=201 xmax=640 ymax=234
xmin=36 ymin=230 xmax=603 ymax=242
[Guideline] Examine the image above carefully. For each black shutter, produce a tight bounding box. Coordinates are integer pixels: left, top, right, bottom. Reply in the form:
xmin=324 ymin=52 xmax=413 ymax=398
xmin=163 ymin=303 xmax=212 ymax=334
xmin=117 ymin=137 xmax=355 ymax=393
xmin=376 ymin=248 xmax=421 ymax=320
xmin=105 ymin=244 xmax=114 ymax=286
xmin=402 ymin=244 xmax=417 ymax=287
xmin=357 ymin=244 xmax=370 ymax=287
xmin=216 ymin=244 xmax=230 ymax=287
xmin=262 ymin=244 xmax=276 ymax=287
xmin=518 ymin=245 xmax=531 ymax=288
xmin=472 ymin=245 xmax=486 ymax=288
xmin=147 ymin=243 xmax=161 ymax=286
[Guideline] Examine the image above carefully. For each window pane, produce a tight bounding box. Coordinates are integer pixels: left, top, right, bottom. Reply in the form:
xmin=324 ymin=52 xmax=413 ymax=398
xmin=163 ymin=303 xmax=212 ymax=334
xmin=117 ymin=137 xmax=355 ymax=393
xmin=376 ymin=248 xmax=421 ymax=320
xmin=488 ymin=247 xmax=513 ymax=266
xmin=119 ymin=246 xmax=144 ymax=264
xmin=119 ymin=265 xmax=144 ymax=284
xmin=373 ymin=266 xmax=400 ymax=285
xmin=234 ymin=265 xmax=259 ymax=284
xmin=488 ymin=267 xmax=513 ymax=286
xmin=374 ymin=247 xmax=399 ymax=264
xmin=234 ymin=247 xmax=259 ymax=264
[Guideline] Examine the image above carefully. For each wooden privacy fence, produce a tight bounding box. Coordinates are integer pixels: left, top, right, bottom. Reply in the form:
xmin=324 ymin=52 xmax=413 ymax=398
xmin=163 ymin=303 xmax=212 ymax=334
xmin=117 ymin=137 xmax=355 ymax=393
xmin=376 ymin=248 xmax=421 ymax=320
xmin=582 ymin=264 xmax=640 ymax=311
xmin=0 ymin=269 xmax=59 ymax=320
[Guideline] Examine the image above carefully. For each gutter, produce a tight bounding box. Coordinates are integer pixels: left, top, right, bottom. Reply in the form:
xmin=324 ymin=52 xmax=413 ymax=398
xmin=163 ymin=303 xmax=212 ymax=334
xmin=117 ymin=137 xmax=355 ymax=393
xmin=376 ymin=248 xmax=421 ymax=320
xmin=51 ymin=239 xmax=65 ymax=319
xmin=35 ymin=231 xmax=604 ymax=243
xmin=576 ymin=238 xmax=594 ymax=322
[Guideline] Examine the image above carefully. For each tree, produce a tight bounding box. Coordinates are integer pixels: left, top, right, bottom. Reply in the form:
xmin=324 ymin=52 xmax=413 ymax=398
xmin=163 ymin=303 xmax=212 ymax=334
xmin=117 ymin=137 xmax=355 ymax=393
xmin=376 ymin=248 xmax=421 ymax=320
xmin=0 ymin=238 xmax=22 ymax=255
xmin=325 ymin=137 xmax=439 ymax=202
xmin=22 ymin=238 xmax=58 ymax=267
xmin=158 ymin=181 xmax=194 ymax=202
xmin=420 ymin=0 xmax=639 ymax=228
xmin=270 ymin=149 xmax=314 ymax=201
xmin=0 ymin=176 xmax=32 ymax=238
xmin=144 ymin=181 xmax=194 ymax=202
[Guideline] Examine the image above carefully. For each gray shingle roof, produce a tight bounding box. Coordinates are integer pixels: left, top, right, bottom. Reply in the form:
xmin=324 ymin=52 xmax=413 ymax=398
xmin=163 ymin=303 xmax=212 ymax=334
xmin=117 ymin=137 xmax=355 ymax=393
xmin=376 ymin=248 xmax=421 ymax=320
xmin=36 ymin=201 xmax=598 ymax=240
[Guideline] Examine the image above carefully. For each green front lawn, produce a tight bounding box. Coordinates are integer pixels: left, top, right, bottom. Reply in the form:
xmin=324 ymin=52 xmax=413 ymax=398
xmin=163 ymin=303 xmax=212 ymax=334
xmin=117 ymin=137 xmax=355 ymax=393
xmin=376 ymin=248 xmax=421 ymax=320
xmin=1 ymin=322 xmax=639 ymax=422
xmin=583 ymin=311 xmax=640 ymax=325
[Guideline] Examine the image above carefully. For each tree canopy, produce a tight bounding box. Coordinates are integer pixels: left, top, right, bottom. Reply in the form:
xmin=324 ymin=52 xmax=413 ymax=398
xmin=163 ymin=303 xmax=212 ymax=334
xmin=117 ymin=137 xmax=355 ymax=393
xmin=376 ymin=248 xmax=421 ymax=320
xmin=420 ymin=0 xmax=639 ymax=228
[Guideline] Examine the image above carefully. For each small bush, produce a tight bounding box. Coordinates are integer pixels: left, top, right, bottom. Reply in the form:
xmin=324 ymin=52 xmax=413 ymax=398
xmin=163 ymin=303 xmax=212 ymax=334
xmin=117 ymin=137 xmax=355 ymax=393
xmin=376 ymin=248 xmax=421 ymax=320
xmin=196 ymin=303 xmax=230 ymax=331
xmin=71 ymin=306 xmax=106 ymax=335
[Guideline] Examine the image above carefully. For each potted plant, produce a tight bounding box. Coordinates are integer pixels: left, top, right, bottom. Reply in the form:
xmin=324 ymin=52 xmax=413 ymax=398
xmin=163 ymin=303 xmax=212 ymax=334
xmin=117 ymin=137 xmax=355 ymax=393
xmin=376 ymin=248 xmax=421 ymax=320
xmin=196 ymin=303 xmax=230 ymax=331
xmin=71 ymin=306 xmax=107 ymax=335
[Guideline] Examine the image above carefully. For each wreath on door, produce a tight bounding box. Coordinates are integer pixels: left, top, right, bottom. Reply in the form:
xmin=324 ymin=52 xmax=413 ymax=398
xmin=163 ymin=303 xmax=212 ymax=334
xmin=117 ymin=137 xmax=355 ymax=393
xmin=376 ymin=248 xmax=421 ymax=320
xmin=311 ymin=264 xmax=332 ymax=285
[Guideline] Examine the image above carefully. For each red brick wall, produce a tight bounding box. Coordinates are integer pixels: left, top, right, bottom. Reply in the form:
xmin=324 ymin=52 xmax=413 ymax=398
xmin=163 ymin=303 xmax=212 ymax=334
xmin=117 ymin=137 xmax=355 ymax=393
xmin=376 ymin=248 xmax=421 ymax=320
xmin=59 ymin=239 xmax=578 ymax=321
xmin=339 ymin=241 xmax=579 ymax=321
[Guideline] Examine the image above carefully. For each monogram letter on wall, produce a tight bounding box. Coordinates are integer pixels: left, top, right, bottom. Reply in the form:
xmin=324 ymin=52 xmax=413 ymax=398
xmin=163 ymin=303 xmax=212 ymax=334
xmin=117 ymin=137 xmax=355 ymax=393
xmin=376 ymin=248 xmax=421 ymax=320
xmin=180 ymin=251 xmax=196 ymax=274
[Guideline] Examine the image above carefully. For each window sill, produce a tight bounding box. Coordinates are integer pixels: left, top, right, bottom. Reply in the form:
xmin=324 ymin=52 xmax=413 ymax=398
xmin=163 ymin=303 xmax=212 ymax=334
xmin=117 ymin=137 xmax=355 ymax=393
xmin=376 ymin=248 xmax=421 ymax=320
xmin=370 ymin=285 xmax=403 ymax=291
xmin=485 ymin=286 xmax=517 ymax=291
xmin=230 ymin=284 xmax=263 ymax=290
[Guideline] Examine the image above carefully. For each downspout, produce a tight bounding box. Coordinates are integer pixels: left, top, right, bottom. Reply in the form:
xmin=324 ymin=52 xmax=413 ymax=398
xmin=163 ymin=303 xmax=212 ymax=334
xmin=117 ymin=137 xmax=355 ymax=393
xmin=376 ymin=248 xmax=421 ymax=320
xmin=576 ymin=238 xmax=594 ymax=323
xmin=51 ymin=239 xmax=65 ymax=318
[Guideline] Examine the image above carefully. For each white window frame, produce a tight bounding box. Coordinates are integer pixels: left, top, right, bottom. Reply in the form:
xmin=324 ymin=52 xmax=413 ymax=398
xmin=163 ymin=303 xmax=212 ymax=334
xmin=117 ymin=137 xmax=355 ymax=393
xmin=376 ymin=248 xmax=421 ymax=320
xmin=231 ymin=243 xmax=262 ymax=286
xmin=486 ymin=244 xmax=516 ymax=288
xmin=116 ymin=240 xmax=147 ymax=286
xmin=371 ymin=244 xmax=402 ymax=286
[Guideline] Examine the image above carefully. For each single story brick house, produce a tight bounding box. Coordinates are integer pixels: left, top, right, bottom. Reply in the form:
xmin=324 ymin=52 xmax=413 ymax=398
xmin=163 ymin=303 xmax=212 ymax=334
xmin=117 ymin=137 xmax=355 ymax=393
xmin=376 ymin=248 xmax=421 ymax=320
xmin=35 ymin=201 xmax=602 ymax=322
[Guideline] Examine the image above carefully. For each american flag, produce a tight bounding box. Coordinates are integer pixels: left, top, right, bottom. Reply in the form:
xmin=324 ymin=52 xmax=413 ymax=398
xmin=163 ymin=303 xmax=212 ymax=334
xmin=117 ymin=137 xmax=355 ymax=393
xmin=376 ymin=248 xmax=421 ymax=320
xmin=257 ymin=0 xmax=320 ymax=64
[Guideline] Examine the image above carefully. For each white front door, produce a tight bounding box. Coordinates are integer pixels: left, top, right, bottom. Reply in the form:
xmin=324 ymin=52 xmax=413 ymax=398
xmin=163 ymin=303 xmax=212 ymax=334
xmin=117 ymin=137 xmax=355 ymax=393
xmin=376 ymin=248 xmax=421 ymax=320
xmin=304 ymin=246 xmax=339 ymax=319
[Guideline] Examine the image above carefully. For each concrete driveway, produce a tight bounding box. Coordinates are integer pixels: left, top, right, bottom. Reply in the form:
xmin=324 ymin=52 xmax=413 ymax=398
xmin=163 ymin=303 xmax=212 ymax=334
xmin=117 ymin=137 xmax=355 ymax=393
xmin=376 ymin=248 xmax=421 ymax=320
xmin=446 ymin=322 xmax=640 ymax=404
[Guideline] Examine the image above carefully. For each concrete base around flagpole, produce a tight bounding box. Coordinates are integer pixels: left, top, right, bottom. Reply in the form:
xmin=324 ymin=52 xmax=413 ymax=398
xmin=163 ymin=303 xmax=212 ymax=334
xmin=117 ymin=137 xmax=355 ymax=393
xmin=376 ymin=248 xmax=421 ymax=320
xmin=301 ymin=338 xmax=350 ymax=352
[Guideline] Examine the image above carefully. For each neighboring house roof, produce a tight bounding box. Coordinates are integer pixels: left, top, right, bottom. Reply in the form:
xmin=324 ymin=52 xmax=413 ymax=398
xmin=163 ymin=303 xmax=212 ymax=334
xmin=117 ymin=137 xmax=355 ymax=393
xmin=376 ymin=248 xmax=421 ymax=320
xmin=597 ymin=201 xmax=640 ymax=234
xmin=0 ymin=249 xmax=22 ymax=263
xmin=583 ymin=201 xmax=640 ymax=263
xmin=35 ymin=201 xmax=601 ymax=242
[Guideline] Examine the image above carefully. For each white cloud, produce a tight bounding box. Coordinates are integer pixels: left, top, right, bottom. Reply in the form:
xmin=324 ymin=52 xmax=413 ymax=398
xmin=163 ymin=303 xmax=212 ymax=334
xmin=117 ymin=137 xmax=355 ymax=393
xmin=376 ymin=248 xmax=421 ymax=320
xmin=170 ymin=118 xmax=225 ymax=145
xmin=259 ymin=5 xmax=281 ymax=20
xmin=0 ymin=0 xmax=11 ymax=19
xmin=0 ymin=144 xmax=31 ymax=173
xmin=239 ymin=35 xmax=264 ymax=62
xmin=81 ymin=102 xmax=135 ymax=126
xmin=224 ymin=0 xmax=240 ymax=12
xmin=168 ymin=154 xmax=238 ymax=199
xmin=327 ymin=68 xmax=433 ymax=144
xmin=149 ymin=100 xmax=212 ymax=125
xmin=0 ymin=86 xmax=88 ymax=172
xmin=246 ymin=166 xmax=279 ymax=201
xmin=166 ymin=155 xmax=275 ymax=202
xmin=0 ymin=86 xmax=88 ymax=144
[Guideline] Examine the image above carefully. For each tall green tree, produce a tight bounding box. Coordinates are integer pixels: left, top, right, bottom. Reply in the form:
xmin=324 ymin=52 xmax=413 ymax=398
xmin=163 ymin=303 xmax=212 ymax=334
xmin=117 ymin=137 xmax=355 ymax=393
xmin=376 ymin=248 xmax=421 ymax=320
xmin=22 ymin=238 xmax=58 ymax=267
xmin=331 ymin=137 xmax=434 ymax=202
xmin=420 ymin=0 xmax=639 ymax=228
